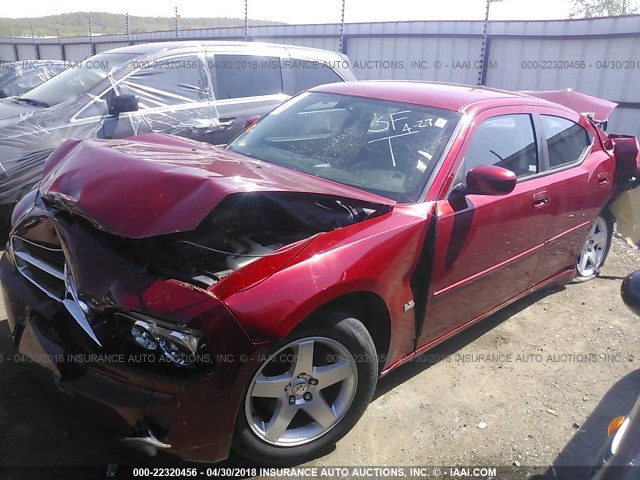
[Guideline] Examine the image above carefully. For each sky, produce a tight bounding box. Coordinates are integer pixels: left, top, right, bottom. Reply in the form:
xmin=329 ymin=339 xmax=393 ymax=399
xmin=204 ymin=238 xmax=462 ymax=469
xmin=4 ymin=0 xmax=575 ymax=22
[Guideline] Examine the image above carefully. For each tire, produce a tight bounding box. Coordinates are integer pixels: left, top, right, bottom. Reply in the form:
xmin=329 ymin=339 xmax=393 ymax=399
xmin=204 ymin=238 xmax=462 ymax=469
xmin=232 ymin=312 xmax=378 ymax=465
xmin=574 ymin=211 xmax=614 ymax=282
xmin=0 ymin=202 xmax=15 ymax=244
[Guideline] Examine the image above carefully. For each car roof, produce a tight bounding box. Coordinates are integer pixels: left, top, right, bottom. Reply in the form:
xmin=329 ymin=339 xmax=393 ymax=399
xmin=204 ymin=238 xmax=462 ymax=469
xmin=0 ymin=60 xmax=66 ymax=73
xmin=102 ymin=40 xmax=342 ymax=57
xmin=312 ymin=81 xmax=562 ymax=113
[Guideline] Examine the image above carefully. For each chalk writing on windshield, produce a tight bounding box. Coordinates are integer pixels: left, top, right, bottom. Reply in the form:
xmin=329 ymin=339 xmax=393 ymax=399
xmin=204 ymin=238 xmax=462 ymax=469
xmin=367 ymin=111 xmax=447 ymax=167
xmin=368 ymin=111 xmax=447 ymax=141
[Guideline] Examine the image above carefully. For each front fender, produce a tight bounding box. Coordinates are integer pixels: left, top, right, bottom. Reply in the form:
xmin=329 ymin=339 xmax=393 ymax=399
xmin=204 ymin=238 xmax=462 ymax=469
xmin=223 ymin=205 xmax=434 ymax=365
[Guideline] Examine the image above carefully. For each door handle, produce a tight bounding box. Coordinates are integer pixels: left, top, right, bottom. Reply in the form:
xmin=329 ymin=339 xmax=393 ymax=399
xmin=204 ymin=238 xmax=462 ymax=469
xmin=218 ymin=117 xmax=236 ymax=128
xmin=597 ymin=172 xmax=610 ymax=185
xmin=533 ymin=192 xmax=548 ymax=208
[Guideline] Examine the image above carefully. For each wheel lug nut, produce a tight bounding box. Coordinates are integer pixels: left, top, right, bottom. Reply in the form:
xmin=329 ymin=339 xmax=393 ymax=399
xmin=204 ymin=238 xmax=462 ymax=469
xmin=289 ymin=395 xmax=296 ymax=405
xmin=284 ymin=383 xmax=291 ymax=391
xmin=303 ymin=392 xmax=313 ymax=401
xmin=309 ymin=378 xmax=318 ymax=385
xmin=297 ymin=373 xmax=306 ymax=378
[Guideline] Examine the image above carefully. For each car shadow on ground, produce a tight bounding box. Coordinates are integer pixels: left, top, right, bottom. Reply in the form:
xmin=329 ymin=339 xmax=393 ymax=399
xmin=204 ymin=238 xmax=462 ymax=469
xmin=0 ymin=283 xmax=600 ymax=479
xmin=374 ymin=285 xmax=565 ymax=399
xmin=526 ymin=369 xmax=640 ymax=480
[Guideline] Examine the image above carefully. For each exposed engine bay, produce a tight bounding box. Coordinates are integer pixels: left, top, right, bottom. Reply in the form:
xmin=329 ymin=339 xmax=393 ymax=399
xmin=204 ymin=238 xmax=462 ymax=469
xmin=70 ymin=192 xmax=391 ymax=288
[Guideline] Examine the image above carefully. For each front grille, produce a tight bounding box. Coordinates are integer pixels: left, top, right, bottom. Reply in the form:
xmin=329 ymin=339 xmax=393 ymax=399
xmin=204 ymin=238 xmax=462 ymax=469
xmin=11 ymin=234 xmax=104 ymax=347
xmin=11 ymin=236 xmax=66 ymax=300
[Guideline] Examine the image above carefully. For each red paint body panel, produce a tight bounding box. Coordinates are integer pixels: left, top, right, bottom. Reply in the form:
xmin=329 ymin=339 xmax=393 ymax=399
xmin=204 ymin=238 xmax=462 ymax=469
xmin=420 ymin=103 xmax=616 ymax=347
xmin=222 ymin=203 xmax=432 ymax=363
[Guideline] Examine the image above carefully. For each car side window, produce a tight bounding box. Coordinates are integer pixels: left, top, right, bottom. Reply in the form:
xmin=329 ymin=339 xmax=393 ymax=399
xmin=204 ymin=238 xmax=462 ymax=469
xmin=118 ymin=55 xmax=208 ymax=108
xmin=210 ymin=54 xmax=282 ymax=100
xmin=462 ymin=114 xmax=538 ymax=179
xmin=541 ymin=115 xmax=592 ymax=169
xmin=292 ymin=64 xmax=343 ymax=93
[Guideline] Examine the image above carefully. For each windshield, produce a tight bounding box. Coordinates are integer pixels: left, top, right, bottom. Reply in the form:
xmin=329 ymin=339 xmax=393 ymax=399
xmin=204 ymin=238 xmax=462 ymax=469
xmin=18 ymin=53 xmax=138 ymax=107
xmin=228 ymin=92 xmax=461 ymax=202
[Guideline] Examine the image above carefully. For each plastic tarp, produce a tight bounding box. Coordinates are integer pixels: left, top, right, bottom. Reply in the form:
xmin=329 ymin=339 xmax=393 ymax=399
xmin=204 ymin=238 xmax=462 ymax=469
xmin=0 ymin=48 xmax=225 ymax=205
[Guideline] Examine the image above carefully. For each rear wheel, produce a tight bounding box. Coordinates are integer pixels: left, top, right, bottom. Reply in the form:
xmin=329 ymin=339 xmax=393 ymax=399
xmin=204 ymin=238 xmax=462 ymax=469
xmin=574 ymin=212 xmax=613 ymax=282
xmin=233 ymin=314 xmax=377 ymax=465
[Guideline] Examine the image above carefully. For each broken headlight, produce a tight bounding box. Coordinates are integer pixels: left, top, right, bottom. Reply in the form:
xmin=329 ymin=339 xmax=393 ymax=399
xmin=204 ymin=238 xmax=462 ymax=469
xmin=120 ymin=313 xmax=211 ymax=369
xmin=130 ymin=320 xmax=160 ymax=351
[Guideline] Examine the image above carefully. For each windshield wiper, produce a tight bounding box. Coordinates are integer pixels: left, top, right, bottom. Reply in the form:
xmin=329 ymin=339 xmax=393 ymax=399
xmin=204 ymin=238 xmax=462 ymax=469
xmin=14 ymin=97 xmax=50 ymax=108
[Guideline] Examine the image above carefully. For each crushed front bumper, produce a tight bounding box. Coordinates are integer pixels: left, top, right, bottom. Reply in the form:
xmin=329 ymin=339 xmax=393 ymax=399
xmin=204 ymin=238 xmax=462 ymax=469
xmin=1 ymin=252 xmax=267 ymax=463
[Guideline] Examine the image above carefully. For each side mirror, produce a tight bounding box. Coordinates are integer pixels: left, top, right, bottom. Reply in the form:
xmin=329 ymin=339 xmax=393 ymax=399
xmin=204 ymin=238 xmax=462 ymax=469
xmin=244 ymin=115 xmax=261 ymax=129
xmin=466 ymin=165 xmax=516 ymax=196
xmin=621 ymin=269 xmax=640 ymax=317
xmin=609 ymin=134 xmax=639 ymax=175
xmin=0 ymin=89 xmax=7 ymax=99
xmin=109 ymin=94 xmax=138 ymax=115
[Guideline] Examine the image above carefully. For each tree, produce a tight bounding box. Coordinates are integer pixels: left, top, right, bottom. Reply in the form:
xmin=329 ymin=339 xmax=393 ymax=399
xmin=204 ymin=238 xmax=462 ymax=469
xmin=570 ymin=0 xmax=638 ymax=17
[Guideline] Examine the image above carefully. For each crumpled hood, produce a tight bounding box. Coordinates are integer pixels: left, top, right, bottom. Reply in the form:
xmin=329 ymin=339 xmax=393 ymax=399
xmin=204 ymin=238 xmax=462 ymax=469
xmin=40 ymin=133 xmax=394 ymax=238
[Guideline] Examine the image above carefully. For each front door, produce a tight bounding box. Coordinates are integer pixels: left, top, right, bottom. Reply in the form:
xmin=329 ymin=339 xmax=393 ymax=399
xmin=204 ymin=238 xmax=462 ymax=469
xmin=417 ymin=110 xmax=552 ymax=347
xmin=109 ymin=52 xmax=216 ymax=142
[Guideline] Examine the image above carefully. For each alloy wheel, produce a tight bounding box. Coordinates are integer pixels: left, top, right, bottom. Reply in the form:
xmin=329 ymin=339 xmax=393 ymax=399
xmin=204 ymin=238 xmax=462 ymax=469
xmin=577 ymin=216 xmax=609 ymax=277
xmin=245 ymin=336 xmax=358 ymax=447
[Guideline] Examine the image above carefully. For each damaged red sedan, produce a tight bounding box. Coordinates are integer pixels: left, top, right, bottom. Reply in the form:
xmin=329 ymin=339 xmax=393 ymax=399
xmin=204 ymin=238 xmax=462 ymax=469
xmin=2 ymin=82 xmax=639 ymax=465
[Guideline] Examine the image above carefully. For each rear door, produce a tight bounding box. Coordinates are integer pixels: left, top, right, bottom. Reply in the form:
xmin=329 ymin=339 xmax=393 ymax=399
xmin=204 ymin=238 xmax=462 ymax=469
xmin=417 ymin=108 xmax=553 ymax=347
xmin=528 ymin=110 xmax=615 ymax=284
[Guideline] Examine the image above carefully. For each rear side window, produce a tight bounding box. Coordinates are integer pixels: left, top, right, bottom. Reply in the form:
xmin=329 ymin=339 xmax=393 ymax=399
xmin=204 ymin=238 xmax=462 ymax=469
xmin=210 ymin=54 xmax=282 ymax=99
xmin=463 ymin=114 xmax=538 ymax=178
xmin=292 ymin=63 xmax=343 ymax=93
xmin=542 ymin=115 xmax=592 ymax=169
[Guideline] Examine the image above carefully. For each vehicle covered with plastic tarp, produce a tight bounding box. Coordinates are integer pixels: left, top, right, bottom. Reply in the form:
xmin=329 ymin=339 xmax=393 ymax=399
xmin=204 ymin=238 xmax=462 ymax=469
xmin=0 ymin=60 xmax=66 ymax=99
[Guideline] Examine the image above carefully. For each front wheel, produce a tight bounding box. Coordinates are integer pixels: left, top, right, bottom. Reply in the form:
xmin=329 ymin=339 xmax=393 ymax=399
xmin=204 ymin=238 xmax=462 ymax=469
xmin=574 ymin=212 xmax=613 ymax=282
xmin=232 ymin=314 xmax=377 ymax=465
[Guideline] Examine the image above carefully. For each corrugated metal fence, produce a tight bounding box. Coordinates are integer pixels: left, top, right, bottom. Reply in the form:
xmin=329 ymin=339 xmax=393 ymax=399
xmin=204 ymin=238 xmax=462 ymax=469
xmin=1 ymin=16 xmax=639 ymax=135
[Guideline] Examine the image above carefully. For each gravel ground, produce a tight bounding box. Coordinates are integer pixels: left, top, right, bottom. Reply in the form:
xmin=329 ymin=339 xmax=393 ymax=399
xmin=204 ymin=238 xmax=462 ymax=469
xmin=0 ymin=238 xmax=639 ymax=480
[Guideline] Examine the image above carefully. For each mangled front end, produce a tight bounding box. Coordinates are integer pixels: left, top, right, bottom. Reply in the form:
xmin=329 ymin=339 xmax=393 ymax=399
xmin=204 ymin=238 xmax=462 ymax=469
xmin=1 ymin=134 xmax=392 ymax=461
